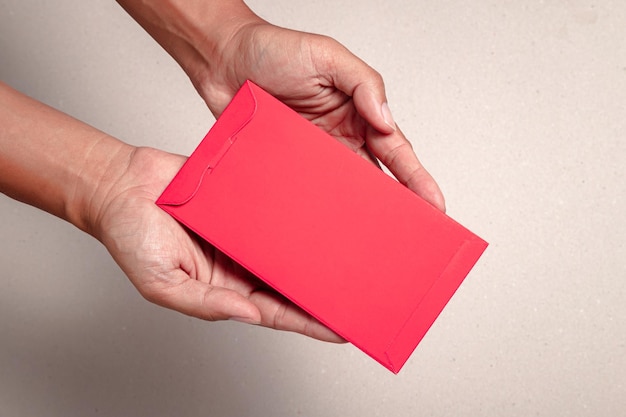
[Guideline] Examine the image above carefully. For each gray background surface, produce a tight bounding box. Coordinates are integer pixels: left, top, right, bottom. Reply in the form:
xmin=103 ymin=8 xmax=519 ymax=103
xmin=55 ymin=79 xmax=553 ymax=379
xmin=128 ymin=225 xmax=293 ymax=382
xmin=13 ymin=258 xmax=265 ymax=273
xmin=1 ymin=1 xmax=625 ymax=416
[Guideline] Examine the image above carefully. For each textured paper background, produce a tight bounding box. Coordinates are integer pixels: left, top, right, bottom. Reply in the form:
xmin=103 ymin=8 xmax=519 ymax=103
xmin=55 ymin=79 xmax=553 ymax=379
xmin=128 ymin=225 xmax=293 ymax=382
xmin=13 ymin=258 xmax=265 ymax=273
xmin=1 ymin=1 xmax=624 ymax=415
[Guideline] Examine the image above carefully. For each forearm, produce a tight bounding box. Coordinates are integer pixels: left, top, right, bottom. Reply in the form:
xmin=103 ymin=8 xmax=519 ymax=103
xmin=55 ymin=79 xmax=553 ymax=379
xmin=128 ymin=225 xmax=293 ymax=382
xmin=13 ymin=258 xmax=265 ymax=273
xmin=115 ymin=0 xmax=262 ymax=92
xmin=0 ymin=82 xmax=135 ymax=235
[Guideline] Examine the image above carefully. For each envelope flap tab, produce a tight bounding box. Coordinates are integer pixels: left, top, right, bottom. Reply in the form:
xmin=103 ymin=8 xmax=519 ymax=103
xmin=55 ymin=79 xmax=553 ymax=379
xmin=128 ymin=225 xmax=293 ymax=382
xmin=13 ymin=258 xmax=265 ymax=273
xmin=156 ymin=81 xmax=258 ymax=206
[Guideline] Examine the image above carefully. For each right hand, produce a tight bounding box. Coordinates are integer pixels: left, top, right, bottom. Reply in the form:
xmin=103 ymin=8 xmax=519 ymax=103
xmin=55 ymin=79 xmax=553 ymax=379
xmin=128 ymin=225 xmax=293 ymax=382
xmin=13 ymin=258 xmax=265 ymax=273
xmin=192 ymin=21 xmax=445 ymax=211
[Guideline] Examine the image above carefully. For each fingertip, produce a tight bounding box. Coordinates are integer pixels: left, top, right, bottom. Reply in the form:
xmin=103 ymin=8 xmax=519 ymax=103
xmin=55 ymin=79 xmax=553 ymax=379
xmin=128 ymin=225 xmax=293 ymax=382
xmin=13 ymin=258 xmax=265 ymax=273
xmin=227 ymin=297 xmax=263 ymax=325
xmin=211 ymin=290 xmax=262 ymax=323
xmin=423 ymin=182 xmax=447 ymax=213
xmin=433 ymin=190 xmax=447 ymax=213
xmin=404 ymin=168 xmax=447 ymax=213
xmin=381 ymin=102 xmax=397 ymax=132
xmin=312 ymin=327 xmax=347 ymax=344
xmin=301 ymin=316 xmax=347 ymax=343
xmin=230 ymin=313 xmax=262 ymax=325
xmin=421 ymin=170 xmax=447 ymax=213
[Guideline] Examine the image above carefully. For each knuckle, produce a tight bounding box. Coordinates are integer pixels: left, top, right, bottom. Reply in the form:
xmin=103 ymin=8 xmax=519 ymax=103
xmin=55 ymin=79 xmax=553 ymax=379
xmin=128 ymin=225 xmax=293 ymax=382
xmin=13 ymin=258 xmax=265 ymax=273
xmin=381 ymin=141 xmax=412 ymax=168
xmin=272 ymin=303 xmax=289 ymax=330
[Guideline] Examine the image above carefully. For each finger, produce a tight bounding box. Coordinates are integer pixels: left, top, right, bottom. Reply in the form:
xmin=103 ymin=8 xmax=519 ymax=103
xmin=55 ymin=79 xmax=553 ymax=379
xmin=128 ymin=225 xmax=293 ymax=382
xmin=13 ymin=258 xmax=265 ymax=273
xmin=323 ymin=42 xmax=445 ymax=210
xmin=366 ymin=125 xmax=446 ymax=212
xmin=141 ymin=271 xmax=262 ymax=324
xmin=248 ymin=290 xmax=346 ymax=343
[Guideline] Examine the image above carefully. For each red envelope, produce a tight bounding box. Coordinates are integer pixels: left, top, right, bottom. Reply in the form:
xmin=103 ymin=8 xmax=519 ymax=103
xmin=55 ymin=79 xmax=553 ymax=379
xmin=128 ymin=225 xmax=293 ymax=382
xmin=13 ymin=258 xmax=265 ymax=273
xmin=157 ymin=81 xmax=487 ymax=373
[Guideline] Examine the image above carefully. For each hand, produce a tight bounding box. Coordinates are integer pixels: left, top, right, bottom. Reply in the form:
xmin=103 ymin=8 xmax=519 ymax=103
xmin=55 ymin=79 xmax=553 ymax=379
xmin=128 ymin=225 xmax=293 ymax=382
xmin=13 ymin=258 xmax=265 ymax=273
xmin=194 ymin=22 xmax=446 ymax=211
xmin=93 ymin=146 xmax=343 ymax=342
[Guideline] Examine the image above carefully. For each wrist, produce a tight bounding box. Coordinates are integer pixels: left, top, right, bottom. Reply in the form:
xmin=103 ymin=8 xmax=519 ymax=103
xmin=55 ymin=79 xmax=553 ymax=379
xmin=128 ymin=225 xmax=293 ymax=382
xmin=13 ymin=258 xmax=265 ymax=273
xmin=67 ymin=136 xmax=136 ymax=239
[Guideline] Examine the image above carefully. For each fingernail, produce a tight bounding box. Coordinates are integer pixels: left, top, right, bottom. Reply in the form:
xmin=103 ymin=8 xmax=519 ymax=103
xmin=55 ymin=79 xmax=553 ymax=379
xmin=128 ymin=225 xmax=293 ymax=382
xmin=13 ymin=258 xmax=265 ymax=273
xmin=230 ymin=316 xmax=261 ymax=325
xmin=381 ymin=102 xmax=396 ymax=131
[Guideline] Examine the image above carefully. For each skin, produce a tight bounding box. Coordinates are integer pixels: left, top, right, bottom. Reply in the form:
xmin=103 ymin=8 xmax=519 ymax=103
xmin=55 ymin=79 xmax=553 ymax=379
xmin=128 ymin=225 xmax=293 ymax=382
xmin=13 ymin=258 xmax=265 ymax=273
xmin=0 ymin=0 xmax=445 ymax=342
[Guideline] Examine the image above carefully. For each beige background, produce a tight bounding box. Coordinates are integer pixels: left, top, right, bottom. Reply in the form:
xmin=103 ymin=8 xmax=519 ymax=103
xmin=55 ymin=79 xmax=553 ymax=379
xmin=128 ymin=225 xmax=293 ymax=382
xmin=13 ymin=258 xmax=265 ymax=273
xmin=1 ymin=1 xmax=625 ymax=416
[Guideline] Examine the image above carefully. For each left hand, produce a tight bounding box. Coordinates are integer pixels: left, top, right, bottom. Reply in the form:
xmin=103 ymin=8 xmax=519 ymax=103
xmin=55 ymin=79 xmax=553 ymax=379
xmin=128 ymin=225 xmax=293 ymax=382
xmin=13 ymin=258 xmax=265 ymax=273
xmin=92 ymin=146 xmax=344 ymax=342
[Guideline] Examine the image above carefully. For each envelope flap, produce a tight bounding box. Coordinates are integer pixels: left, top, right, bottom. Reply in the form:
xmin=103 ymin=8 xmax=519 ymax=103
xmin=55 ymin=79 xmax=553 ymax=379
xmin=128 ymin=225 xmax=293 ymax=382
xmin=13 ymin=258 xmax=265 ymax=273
xmin=156 ymin=81 xmax=258 ymax=206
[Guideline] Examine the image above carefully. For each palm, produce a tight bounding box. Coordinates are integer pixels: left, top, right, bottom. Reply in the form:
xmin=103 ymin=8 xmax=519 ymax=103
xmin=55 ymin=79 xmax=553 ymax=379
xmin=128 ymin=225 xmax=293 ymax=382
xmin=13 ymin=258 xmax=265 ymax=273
xmin=202 ymin=26 xmax=373 ymax=157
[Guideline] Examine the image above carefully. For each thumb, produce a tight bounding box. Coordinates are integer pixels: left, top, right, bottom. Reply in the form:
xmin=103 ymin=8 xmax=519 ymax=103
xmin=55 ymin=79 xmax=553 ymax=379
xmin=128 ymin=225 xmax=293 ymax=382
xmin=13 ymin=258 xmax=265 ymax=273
xmin=352 ymin=77 xmax=397 ymax=135
xmin=328 ymin=45 xmax=395 ymax=134
xmin=143 ymin=272 xmax=262 ymax=324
